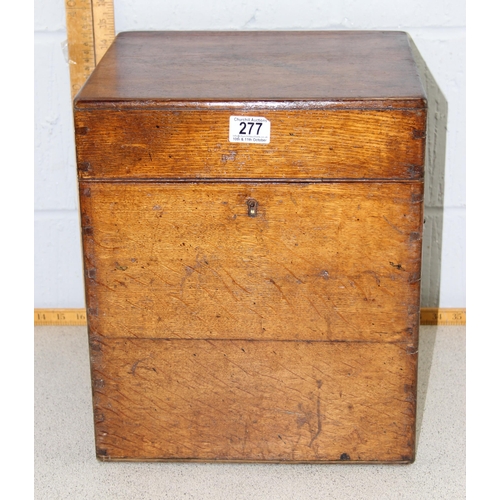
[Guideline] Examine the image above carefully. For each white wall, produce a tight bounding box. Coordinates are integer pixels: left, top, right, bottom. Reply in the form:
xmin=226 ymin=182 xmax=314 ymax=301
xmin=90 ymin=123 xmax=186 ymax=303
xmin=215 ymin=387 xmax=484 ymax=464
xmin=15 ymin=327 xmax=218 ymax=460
xmin=34 ymin=0 xmax=466 ymax=308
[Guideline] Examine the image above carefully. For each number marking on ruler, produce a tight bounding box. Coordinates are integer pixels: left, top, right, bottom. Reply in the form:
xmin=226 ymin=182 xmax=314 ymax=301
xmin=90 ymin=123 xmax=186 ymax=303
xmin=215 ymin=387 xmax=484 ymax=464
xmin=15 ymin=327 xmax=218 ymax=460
xmin=420 ymin=308 xmax=466 ymax=326
xmin=92 ymin=0 xmax=116 ymax=64
xmin=35 ymin=309 xmax=87 ymax=326
xmin=65 ymin=0 xmax=115 ymax=99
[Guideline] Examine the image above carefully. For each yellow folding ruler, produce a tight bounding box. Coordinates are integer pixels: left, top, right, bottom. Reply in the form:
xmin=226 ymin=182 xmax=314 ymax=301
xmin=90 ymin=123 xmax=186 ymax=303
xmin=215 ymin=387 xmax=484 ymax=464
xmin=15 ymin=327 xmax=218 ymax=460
xmin=35 ymin=309 xmax=87 ymax=326
xmin=419 ymin=308 xmax=466 ymax=326
xmin=65 ymin=0 xmax=115 ymax=99
xmin=34 ymin=308 xmax=466 ymax=326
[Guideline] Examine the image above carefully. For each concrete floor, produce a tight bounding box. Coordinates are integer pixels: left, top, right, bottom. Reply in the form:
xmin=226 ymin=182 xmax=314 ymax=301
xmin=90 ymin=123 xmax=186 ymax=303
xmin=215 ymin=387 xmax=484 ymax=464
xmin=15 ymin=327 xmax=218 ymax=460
xmin=35 ymin=325 xmax=465 ymax=499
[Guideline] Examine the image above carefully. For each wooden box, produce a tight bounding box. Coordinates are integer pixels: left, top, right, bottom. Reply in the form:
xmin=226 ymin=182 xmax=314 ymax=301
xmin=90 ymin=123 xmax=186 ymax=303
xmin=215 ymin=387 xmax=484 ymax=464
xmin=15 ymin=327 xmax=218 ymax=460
xmin=74 ymin=31 xmax=426 ymax=463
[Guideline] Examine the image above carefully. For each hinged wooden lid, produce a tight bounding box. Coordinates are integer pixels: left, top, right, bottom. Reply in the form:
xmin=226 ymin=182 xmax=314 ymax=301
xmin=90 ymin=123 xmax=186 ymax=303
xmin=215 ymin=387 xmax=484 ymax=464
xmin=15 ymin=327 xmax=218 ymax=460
xmin=74 ymin=31 xmax=426 ymax=181
xmin=74 ymin=31 xmax=426 ymax=109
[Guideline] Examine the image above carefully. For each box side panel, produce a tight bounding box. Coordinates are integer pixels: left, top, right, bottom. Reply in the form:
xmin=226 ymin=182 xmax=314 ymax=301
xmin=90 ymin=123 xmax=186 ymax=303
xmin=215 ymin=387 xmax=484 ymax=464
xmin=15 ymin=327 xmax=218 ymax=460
xmin=74 ymin=109 xmax=425 ymax=180
xmin=91 ymin=338 xmax=416 ymax=462
xmin=79 ymin=182 xmax=423 ymax=343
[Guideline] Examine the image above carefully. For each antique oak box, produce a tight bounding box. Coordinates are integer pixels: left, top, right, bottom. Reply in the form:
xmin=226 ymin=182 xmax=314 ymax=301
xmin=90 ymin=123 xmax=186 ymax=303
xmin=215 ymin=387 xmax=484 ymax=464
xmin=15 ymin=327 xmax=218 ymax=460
xmin=74 ymin=31 xmax=426 ymax=463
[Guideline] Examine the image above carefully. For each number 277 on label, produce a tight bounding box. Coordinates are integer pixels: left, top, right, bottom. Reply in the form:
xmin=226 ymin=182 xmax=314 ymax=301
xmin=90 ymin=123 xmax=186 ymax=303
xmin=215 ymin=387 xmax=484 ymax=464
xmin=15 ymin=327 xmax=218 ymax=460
xmin=229 ymin=116 xmax=271 ymax=144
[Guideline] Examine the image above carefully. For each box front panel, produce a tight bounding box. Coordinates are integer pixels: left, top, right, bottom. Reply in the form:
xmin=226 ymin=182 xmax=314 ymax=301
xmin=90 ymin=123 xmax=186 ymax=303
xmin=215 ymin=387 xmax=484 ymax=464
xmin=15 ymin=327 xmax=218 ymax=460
xmin=74 ymin=109 xmax=425 ymax=180
xmin=74 ymin=29 xmax=427 ymax=464
xmin=80 ymin=181 xmax=422 ymax=343
xmin=91 ymin=338 xmax=416 ymax=462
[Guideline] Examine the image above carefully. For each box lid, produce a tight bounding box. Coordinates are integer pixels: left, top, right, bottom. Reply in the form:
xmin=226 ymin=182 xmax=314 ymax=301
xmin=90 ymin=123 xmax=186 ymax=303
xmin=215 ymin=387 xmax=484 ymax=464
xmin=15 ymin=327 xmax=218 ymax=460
xmin=74 ymin=31 xmax=426 ymax=181
xmin=75 ymin=31 xmax=426 ymax=110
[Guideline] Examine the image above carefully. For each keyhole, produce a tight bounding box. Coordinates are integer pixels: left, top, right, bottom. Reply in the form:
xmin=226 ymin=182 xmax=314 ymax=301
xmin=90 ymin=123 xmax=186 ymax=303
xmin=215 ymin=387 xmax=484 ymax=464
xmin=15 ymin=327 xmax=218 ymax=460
xmin=247 ymin=199 xmax=258 ymax=217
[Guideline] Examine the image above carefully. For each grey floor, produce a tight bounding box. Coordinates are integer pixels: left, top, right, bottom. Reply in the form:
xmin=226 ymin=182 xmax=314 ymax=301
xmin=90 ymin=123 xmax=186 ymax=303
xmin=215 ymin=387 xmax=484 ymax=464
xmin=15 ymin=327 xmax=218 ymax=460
xmin=35 ymin=325 xmax=465 ymax=500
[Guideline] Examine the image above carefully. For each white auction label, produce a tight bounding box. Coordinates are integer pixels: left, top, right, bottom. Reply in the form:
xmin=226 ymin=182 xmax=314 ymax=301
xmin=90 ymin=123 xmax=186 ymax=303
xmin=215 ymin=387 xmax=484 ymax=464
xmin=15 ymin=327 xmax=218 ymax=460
xmin=229 ymin=116 xmax=271 ymax=144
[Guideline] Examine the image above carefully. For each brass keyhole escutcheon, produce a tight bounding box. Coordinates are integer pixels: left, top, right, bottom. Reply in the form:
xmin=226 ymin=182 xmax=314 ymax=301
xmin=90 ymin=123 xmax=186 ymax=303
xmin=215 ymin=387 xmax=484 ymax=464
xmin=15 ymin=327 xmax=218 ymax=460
xmin=247 ymin=199 xmax=258 ymax=217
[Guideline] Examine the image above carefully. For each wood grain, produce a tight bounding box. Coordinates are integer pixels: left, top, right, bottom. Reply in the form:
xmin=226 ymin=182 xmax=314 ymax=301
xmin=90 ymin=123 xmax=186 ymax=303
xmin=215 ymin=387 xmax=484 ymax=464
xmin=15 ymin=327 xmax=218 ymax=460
xmin=74 ymin=108 xmax=425 ymax=180
xmin=75 ymin=31 xmax=425 ymax=105
xmin=75 ymin=30 xmax=427 ymax=463
xmin=91 ymin=338 xmax=416 ymax=462
xmin=80 ymin=182 xmax=423 ymax=343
